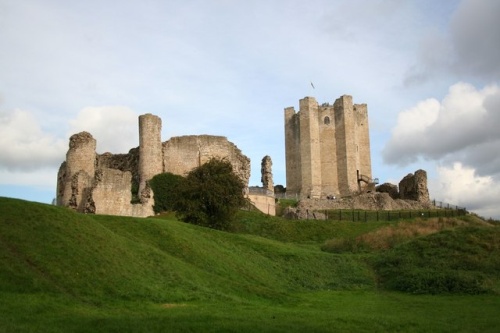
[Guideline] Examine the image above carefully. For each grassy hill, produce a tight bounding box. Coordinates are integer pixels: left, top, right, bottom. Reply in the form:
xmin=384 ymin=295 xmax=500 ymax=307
xmin=1 ymin=197 xmax=499 ymax=332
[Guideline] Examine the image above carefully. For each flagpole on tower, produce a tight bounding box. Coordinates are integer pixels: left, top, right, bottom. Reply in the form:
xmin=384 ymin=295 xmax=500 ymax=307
xmin=309 ymin=81 xmax=315 ymax=97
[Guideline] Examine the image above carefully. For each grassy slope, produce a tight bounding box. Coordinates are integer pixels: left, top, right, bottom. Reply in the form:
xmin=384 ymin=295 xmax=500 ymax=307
xmin=1 ymin=197 xmax=499 ymax=332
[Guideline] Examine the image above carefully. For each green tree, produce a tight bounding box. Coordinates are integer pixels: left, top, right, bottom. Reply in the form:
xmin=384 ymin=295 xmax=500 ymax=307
xmin=174 ymin=157 xmax=247 ymax=230
xmin=149 ymin=172 xmax=185 ymax=214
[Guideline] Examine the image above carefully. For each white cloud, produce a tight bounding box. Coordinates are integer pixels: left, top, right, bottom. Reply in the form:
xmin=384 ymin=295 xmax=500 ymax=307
xmin=385 ymin=81 xmax=500 ymax=219
xmin=383 ymin=82 xmax=500 ymax=174
xmin=68 ymin=106 xmax=139 ymax=154
xmin=430 ymin=163 xmax=500 ymax=219
xmin=0 ymin=109 xmax=66 ymax=171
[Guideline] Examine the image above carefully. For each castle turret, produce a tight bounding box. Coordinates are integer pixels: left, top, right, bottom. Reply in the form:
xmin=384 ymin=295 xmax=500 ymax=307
xmin=284 ymin=106 xmax=301 ymax=197
xmin=334 ymin=95 xmax=357 ymax=194
xmin=354 ymin=103 xmax=372 ymax=192
xmin=138 ymin=114 xmax=163 ymax=195
xmin=57 ymin=131 xmax=96 ymax=210
xmin=299 ymin=97 xmax=321 ymax=198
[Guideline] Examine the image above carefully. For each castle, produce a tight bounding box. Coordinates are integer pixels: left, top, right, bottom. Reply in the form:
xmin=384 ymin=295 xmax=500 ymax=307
xmin=56 ymin=114 xmax=254 ymax=217
xmin=57 ymin=94 xmax=382 ymax=218
xmin=284 ymin=95 xmax=375 ymax=199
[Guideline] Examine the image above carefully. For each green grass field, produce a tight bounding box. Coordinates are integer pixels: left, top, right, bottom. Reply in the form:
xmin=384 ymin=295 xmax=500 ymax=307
xmin=1 ymin=197 xmax=499 ymax=332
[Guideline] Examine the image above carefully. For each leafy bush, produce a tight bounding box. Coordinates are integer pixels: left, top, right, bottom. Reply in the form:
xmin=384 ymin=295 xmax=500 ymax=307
xmin=149 ymin=172 xmax=185 ymax=214
xmin=173 ymin=158 xmax=248 ymax=231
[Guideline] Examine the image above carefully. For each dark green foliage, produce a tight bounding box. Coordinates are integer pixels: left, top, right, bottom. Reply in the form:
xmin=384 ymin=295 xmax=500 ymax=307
xmin=372 ymin=227 xmax=500 ymax=294
xmin=173 ymin=158 xmax=248 ymax=230
xmin=149 ymin=172 xmax=185 ymax=214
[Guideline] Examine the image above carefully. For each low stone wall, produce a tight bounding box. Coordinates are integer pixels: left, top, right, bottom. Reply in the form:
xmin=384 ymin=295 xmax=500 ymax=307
xmin=296 ymin=192 xmax=433 ymax=216
xmin=248 ymin=194 xmax=276 ymax=216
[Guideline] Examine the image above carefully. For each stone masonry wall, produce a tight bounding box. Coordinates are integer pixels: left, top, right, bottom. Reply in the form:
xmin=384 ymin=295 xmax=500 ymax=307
xmin=91 ymin=168 xmax=154 ymax=217
xmin=162 ymin=135 xmax=250 ymax=185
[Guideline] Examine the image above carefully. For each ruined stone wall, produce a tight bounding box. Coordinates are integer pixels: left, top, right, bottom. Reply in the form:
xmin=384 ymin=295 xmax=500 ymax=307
xmin=162 ymin=135 xmax=250 ymax=185
xmin=97 ymin=148 xmax=140 ymax=188
xmin=284 ymin=94 xmax=373 ymax=199
xmin=261 ymin=155 xmax=274 ymax=193
xmin=247 ymin=193 xmax=276 ymax=216
xmin=57 ymin=114 xmax=253 ymax=218
xmin=91 ymin=168 xmax=153 ymax=217
xmin=376 ymin=182 xmax=399 ymax=199
xmin=399 ymin=169 xmax=430 ymax=203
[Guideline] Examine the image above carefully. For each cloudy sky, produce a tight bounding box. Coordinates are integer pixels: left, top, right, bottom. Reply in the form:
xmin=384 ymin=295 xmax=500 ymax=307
xmin=1 ymin=0 xmax=499 ymax=218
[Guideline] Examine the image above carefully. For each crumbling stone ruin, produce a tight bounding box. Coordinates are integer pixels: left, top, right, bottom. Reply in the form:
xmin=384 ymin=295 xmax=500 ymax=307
xmin=282 ymin=164 xmax=432 ymax=219
xmin=374 ymin=169 xmax=430 ymax=203
xmin=57 ymin=113 xmax=250 ymax=217
xmin=284 ymin=95 xmax=375 ymax=199
xmin=261 ymin=155 xmax=274 ymax=194
xmin=376 ymin=183 xmax=399 ymax=199
xmin=398 ymin=169 xmax=430 ymax=203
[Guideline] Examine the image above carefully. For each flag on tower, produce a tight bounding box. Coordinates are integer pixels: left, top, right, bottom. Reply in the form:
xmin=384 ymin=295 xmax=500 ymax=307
xmin=310 ymin=82 xmax=315 ymax=89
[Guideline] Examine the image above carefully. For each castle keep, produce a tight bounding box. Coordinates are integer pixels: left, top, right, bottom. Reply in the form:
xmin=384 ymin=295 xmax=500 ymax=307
xmin=284 ymin=95 xmax=374 ymax=199
xmin=57 ymin=113 xmax=251 ymax=217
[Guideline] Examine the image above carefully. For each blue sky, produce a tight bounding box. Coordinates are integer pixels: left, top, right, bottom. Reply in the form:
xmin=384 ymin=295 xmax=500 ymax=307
xmin=1 ymin=0 xmax=499 ymax=218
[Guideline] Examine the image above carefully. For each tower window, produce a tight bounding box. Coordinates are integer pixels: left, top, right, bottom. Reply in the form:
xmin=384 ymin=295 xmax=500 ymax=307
xmin=324 ymin=116 xmax=330 ymax=125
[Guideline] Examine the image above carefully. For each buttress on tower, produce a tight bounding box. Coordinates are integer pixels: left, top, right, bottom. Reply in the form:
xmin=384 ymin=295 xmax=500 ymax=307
xmin=284 ymin=95 xmax=373 ymax=199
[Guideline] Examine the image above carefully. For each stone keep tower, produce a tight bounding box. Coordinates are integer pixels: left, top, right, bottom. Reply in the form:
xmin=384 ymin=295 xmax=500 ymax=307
xmin=284 ymin=95 xmax=373 ymax=198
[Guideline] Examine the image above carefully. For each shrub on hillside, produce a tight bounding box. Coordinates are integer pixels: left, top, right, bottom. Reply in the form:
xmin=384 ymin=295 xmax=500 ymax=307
xmin=149 ymin=172 xmax=185 ymax=214
xmin=322 ymin=218 xmax=468 ymax=253
xmin=173 ymin=158 xmax=248 ymax=231
xmin=372 ymin=227 xmax=500 ymax=294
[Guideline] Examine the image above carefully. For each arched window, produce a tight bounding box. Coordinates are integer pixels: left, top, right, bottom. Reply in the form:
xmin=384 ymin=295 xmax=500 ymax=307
xmin=324 ymin=116 xmax=330 ymax=125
